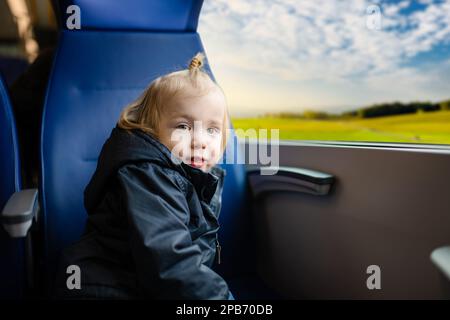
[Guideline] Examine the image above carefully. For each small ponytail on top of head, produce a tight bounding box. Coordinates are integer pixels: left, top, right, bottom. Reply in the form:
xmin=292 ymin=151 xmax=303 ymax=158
xmin=188 ymin=52 xmax=205 ymax=74
xmin=186 ymin=52 xmax=207 ymax=89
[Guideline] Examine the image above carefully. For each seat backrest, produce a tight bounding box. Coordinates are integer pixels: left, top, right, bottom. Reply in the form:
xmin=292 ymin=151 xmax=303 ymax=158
xmin=41 ymin=0 xmax=253 ymax=289
xmin=0 ymin=74 xmax=21 ymax=209
xmin=0 ymin=73 xmax=25 ymax=298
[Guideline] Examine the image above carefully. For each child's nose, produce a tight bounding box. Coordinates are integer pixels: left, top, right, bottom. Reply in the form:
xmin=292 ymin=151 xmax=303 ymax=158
xmin=191 ymin=133 xmax=207 ymax=149
xmin=191 ymin=121 xmax=207 ymax=149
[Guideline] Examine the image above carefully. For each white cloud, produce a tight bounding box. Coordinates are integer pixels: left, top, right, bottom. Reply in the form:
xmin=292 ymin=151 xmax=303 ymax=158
xmin=198 ymin=0 xmax=450 ymax=113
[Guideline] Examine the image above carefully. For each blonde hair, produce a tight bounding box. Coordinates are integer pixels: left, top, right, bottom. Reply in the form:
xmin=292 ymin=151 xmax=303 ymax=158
xmin=118 ymin=52 xmax=230 ymax=154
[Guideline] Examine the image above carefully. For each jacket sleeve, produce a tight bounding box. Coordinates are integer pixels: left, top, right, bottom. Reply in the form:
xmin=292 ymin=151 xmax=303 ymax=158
xmin=116 ymin=162 xmax=231 ymax=300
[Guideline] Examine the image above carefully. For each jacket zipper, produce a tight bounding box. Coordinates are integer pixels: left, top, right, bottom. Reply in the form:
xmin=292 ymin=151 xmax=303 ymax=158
xmin=215 ymin=234 xmax=222 ymax=265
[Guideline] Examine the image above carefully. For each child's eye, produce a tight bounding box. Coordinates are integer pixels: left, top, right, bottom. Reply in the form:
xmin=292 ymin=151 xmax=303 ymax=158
xmin=207 ymin=127 xmax=220 ymax=135
xmin=176 ymin=124 xmax=190 ymax=130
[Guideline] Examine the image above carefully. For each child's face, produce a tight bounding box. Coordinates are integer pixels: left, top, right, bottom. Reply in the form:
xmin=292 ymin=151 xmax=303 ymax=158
xmin=157 ymin=88 xmax=227 ymax=172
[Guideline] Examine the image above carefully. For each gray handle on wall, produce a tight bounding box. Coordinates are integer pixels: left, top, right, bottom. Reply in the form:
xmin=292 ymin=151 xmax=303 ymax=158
xmin=431 ymin=246 xmax=450 ymax=281
xmin=247 ymin=166 xmax=335 ymax=197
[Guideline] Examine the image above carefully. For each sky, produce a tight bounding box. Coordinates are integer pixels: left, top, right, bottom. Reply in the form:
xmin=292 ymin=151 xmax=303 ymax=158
xmin=198 ymin=0 xmax=450 ymax=117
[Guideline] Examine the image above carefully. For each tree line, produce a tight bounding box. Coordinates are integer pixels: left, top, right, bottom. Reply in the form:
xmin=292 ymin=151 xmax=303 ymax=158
xmin=262 ymin=99 xmax=450 ymax=119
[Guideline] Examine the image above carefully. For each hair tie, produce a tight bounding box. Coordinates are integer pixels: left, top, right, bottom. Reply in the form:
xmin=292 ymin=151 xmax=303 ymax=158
xmin=189 ymin=57 xmax=202 ymax=70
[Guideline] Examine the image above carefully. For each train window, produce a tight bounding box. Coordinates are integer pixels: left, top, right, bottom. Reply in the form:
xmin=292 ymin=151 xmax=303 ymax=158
xmin=199 ymin=0 xmax=450 ymax=145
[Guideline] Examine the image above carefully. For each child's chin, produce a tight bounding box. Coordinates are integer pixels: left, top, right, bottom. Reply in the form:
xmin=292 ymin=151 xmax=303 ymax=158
xmin=183 ymin=159 xmax=215 ymax=172
xmin=188 ymin=162 xmax=206 ymax=171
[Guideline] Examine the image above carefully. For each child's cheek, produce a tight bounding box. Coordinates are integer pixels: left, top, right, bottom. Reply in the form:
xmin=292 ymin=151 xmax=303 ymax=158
xmin=208 ymin=150 xmax=217 ymax=165
xmin=209 ymin=139 xmax=222 ymax=163
xmin=170 ymin=130 xmax=191 ymax=157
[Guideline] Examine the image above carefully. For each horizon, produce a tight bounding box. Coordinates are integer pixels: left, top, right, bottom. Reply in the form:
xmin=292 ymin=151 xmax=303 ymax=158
xmin=229 ymin=97 xmax=450 ymax=118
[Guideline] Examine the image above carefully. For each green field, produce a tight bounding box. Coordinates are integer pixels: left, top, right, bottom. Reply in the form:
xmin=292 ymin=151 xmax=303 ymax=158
xmin=231 ymin=110 xmax=450 ymax=145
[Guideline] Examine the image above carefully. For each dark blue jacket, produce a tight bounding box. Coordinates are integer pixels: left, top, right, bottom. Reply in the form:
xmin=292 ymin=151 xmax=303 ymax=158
xmin=54 ymin=125 xmax=231 ymax=299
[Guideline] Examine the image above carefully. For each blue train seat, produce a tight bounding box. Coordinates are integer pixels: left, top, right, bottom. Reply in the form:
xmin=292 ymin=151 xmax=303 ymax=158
xmin=41 ymin=0 xmax=275 ymax=298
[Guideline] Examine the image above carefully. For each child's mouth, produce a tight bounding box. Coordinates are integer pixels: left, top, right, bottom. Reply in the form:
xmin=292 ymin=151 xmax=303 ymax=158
xmin=190 ymin=157 xmax=205 ymax=168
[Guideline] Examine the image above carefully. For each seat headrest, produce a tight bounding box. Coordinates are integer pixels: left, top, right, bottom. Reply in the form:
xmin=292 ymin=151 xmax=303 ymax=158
xmin=53 ymin=0 xmax=203 ymax=31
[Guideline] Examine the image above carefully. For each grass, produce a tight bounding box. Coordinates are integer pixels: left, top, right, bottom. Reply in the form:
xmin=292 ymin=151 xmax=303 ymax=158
xmin=231 ymin=110 xmax=450 ymax=145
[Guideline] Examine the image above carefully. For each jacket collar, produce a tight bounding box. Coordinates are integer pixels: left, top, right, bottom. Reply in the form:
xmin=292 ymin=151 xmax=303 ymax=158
xmin=180 ymin=163 xmax=226 ymax=203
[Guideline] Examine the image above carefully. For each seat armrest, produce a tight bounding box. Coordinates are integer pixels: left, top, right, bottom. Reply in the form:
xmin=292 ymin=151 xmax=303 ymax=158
xmin=1 ymin=189 xmax=39 ymax=238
